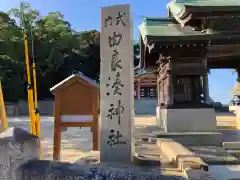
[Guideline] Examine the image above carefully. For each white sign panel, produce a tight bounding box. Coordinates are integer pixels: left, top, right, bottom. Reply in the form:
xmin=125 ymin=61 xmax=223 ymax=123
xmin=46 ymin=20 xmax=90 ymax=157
xmin=100 ymin=4 xmax=134 ymax=163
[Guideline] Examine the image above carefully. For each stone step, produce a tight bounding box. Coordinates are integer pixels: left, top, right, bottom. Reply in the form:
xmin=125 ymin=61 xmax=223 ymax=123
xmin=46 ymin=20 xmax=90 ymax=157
xmin=154 ymin=132 xmax=222 ymax=146
xmin=157 ymin=138 xmax=208 ymax=172
xmin=227 ymin=150 xmax=240 ymax=158
xmin=133 ymin=153 xmax=160 ymax=166
xmin=139 ymin=136 xmax=157 ymax=143
xmin=184 ymin=168 xmax=216 ymax=180
xmin=188 ymin=146 xmax=240 ymax=165
xmin=134 ymin=140 xmax=172 ymax=167
xmin=134 ymin=125 xmax=161 ymax=138
xmin=222 ymin=141 xmax=240 ymax=150
xmin=140 ymin=136 xmax=150 ymax=142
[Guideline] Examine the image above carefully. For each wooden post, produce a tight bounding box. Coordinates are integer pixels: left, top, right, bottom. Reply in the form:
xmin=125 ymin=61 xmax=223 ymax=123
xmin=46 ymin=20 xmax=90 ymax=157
xmin=53 ymin=96 xmax=62 ymax=160
xmin=203 ymin=58 xmax=209 ymax=104
xmin=92 ymin=91 xmax=99 ymax=150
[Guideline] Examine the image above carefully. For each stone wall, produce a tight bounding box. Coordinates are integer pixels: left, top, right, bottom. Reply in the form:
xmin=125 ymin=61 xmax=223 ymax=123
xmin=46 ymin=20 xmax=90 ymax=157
xmin=134 ymin=98 xmax=157 ymax=115
xmin=5 ymin=99 xmax=157 ymax=116
xmin=5 ymin=100 xmax=54 ymax=116
xmin=16 ymin=100 xmax=54 ymax=116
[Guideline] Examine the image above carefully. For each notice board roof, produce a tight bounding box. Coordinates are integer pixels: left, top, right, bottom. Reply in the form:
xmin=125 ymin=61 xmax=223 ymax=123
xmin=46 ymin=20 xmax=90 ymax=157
xmin=50 ymin=72 xmax=99 ymax=93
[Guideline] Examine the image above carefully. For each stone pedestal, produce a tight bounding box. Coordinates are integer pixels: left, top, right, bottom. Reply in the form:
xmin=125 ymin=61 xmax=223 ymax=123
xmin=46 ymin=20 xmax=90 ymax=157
xmin=0 ymin=127 xmax=40 ymax=180
xmin=159 ymin=108 xmax=217 ymax=132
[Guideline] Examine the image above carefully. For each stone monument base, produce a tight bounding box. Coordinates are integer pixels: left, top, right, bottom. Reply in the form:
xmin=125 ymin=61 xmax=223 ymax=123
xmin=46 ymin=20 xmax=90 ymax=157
xmin=17 ymin=159 xmax=187 ymax=180
xmin=159 ymin=107 xmax=217 ymax=132
xmin=0 ymin=127 xmax=40 ymax=180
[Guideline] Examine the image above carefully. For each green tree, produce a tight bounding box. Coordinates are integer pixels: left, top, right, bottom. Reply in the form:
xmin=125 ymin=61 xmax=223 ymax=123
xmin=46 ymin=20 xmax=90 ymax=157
xmin=0 ymin=3 xmax=140 ymax=101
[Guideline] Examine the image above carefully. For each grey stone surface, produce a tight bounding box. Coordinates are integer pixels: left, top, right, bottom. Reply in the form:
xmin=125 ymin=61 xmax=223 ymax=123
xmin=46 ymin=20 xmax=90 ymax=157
xmin=209 ymin=165 xmax=240 ymax=180
xmin=17 ymin=159 xmax=187 ymax=180
xmin=134 ymin=143 xmax=162 ymax=166
xmin=222 ymin=141 xmax=240 ymax=150
xmin=154 ymin=132 xmax=222 ymax=146
xmin=134 ymin=125 xmax=161 ymax=139
xmin=0 ymin=127 xmax=40 ymax=180
xmin=188 ymin=146 xmax=239 ymax=165
xmin=226 ymin=149 xmax=240 ymax=158
xmin=184 ymin=168 xmax=216 ymax=180
xmin=219 ymin=130 xmax=240 ymax=142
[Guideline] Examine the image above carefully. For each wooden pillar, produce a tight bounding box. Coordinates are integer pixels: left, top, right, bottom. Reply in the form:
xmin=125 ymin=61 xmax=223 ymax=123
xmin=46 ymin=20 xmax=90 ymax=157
xmin=203 ymin=73 xmax=209 ymax=104
xmin=236 ymin=68 xmax=240 ymax=82
xmin=167 ymin=75 xmax=171 ymax=105
xmin=53 ymin=97 xmax=61 ymax=160
xmin=203 ymin=58 xmax=209 ymax=104
xmin=167 ymin=61 xmax=173 ymax=105
xmin=157 ymin=81 xmax=160 ymax=105
xmin=92 ymin=91 xmax=99 ymax=151
xmin=137 ymin=79 xmax=140 ymax=99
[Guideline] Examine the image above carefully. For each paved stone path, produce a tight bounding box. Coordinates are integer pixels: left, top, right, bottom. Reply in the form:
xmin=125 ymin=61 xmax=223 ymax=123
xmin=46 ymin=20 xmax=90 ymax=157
xmin=6 ymin=114 xmax=240 ymax=179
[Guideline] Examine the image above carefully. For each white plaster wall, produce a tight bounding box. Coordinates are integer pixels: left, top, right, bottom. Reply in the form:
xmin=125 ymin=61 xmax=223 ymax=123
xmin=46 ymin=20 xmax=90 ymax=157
xmin=156 ymin=107 xmax=166 ymax=129
xmin=156 ymin=106 xmax=160 ymax=125
xmin=164 ymin=108 xmax=217 ymax=132
xmin=236 ymin=106 xmax=240 ymax=129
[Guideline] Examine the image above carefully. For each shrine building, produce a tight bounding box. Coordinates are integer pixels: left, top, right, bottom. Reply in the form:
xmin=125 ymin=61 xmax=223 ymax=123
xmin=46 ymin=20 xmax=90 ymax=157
xmin=134 ymin=68 xmax=156 ymax=99
xmin=138 ymin=0 xmax=240 ymax=132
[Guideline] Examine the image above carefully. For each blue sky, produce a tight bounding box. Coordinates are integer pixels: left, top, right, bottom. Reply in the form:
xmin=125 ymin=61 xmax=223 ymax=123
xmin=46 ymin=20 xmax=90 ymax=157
xmin=1 ymin=0 xmax=237 ymax=103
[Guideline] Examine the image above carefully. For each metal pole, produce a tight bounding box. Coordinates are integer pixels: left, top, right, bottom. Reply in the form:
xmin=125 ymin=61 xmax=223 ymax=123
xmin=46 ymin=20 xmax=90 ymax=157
xmin=30 ymin=25 xmax=42 ymax=159
xmin=20 ymin=1 xmax=36 ymax=134
xmin=30 ymin=26 xmax=41 ymax=137
xmin=0 ymin=79 xmax=8 ymax=132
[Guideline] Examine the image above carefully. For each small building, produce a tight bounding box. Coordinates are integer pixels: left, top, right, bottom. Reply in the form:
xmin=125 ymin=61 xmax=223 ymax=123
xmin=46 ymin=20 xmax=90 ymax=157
xmin=134 ymin=68 xmax=157 ymax=99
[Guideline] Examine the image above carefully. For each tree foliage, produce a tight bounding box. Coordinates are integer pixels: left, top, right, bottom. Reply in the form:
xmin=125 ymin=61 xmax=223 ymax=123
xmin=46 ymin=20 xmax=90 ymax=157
xmin=0 ymin=3 xmax=139 ymax=101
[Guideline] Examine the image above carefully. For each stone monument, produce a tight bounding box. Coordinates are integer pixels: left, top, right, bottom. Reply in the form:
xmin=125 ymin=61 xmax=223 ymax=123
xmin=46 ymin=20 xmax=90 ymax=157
xmin=100 ymin=4 xmax=134 ymax=163
xmin=0 ymin=127 xmax=40 ymax=180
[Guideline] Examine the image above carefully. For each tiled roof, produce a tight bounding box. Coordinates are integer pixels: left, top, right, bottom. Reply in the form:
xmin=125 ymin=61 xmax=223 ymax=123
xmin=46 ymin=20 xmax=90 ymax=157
xmin=50 ymin=72 xmax=99 ymax=92
xmin=167 ymin=0 xmax=240 ymax=25
xmin=139 ymin=17 xmax=213 ymax=44
xmin=168 ymin=0 xmax=240 ymax=8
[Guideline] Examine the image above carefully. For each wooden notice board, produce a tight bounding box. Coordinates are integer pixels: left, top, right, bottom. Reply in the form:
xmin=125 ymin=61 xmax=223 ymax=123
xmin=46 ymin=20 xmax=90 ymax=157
xmin=50 ymin=72 xmax=99 ymax=160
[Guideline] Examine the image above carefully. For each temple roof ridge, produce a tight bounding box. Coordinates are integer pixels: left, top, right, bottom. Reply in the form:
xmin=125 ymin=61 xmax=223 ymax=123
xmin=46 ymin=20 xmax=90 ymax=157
xmin=168 ymin=0 xmax=240 ymax=7
xmin=168 ymin=0 xmax=240 ymax=27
